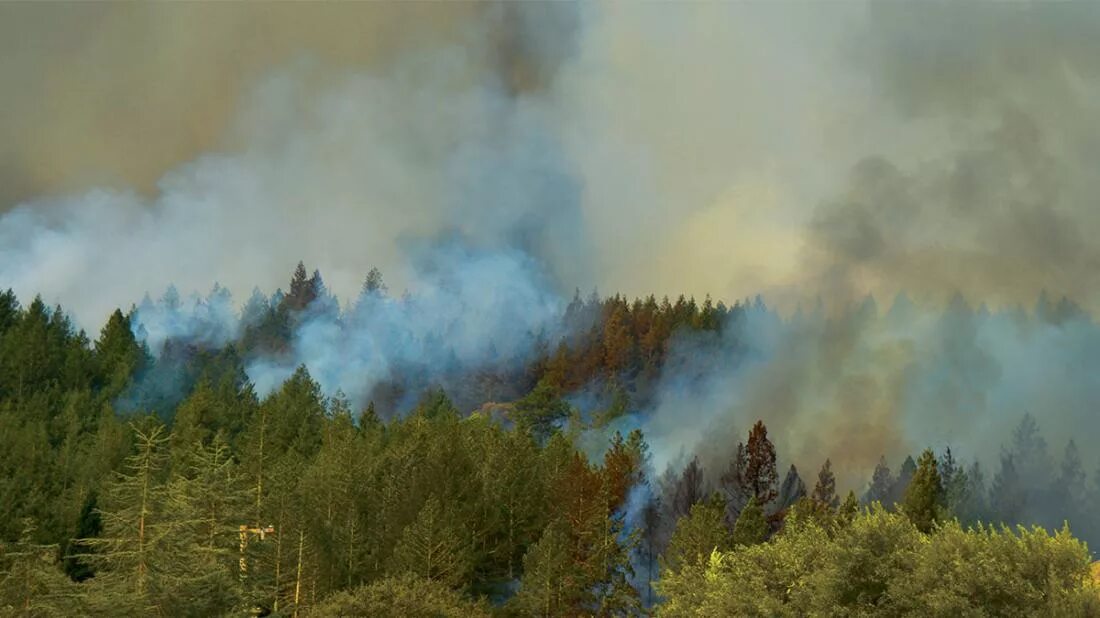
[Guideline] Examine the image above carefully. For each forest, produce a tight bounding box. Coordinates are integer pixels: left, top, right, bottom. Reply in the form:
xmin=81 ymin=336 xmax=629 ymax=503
xmin=1 ymin=264 xmax=1099 ymax=616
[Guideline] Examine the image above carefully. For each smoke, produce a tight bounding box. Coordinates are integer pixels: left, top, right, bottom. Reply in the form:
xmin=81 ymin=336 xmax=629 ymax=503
xmin=4 ymin=3 xmax=1100 ymax=489
xmin=247 ymin=244 xmax=564 ymax=407
xmin=638 ymin=295 xmax=1100 ymax=492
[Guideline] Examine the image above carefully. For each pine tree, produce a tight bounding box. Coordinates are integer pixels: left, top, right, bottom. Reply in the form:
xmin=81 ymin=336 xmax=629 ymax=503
xmin=673 ymin=457 xmax=708 ymax=520
xmin=838 ymin=490 xmax=859 ymax=525
xmin=159 ymin=434 xmax=248 ymax=615
xmin=902 ymin=449 xmax=943 ymax=533
xmin=602 ymin=430 xmax=646 ymax=514
xmin=743 ymin=421 xmax=778 ymax=509
xmin=812 ymin=459 xmax=839 ymax=509
xmin=777 ymin=464 xmax=807 ymax=511
xmin=79 ymin=423 xmax=171 ymax=614
xmin=93 ymin=310 xmax=149 ymax=399
xmin=0 ymin=520 xmax=83 ymax=616
xmin=512 ymin=521 xmax=575 ymax=617
xmin=284 ymin=262 xmax=315 ymax=312
xmin=938 ymin=447 xmax=970 ymax=517
xmin=719 ymin=443 xmax=749 ymax=522
xmin=1057 ymin=440 xmax=1086 ymax=518
xmin=959 ymin=460 xmax=988 ymax=523
xmin=361 ymin=267 xmax=387 ymax=297
xmin=991 ymin=453 xmax=1026 ymax=523
xmin=390 ymin=498 xmax=472 ymax=588
xmin=889 ymin=455 xmax=917 ymax=505
xmin=1008 ymin=413 xmax=1052 ymax=488
xmin=864 ymin=456 xmax=895 ymax=506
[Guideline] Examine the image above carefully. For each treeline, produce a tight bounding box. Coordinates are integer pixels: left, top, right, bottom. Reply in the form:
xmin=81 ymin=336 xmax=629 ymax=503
xmin=1 ymin=267 xmax=1099 ymax=614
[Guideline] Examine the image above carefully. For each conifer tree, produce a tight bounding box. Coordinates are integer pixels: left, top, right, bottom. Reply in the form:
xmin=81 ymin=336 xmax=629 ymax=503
xmin=512 ymin=521 xmax=575 ymax=617
xmin=93 ymin=310 xmax=149 ymax=398
xmin=390 ymin=497 xmax=472 ymax=588
xmin=777 ymin=464 xmax=807 ymax=511
xmin=889 ymin=455 xmax=917 ymax=505
xmin=992 ymin=454 xmax=1026 ymax=523
xmin=159 ymin=434 xmax=249 ymax=615
xmin=938 ymin=447 xmax=970 ymax=517
xmin=864 ymin=456 xmax=895 ymax=506
xmin=902 ymin=449 xmax=943 ymax=533
xmin=719 ymin=443 xmax=749 ymax=522
xmin=1057 ymin=439 xmax=1086 ymax=518
xmin=812 ymin=459 xmax=839 ymax=509
xmin=673 ymin=457 xmax=708 ymax=520
xmin=744 ymin=421 xmax=779 ymax=509
xmin=838 ymin=491 xmax=859 ymax=525
xmin=0 ymin=520 xmax=83 ymax=616
xmin=79 ymin=423 xmax=171 ymax=614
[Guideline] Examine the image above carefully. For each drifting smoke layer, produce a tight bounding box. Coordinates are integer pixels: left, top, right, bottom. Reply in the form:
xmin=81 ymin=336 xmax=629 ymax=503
xmin=3 ymin=3 xmax=1100 ymax=488
xmin=636 ymin=295 xmax=1100 ymax=491
xmin=6 ymin=3 xmax=1100 ymax=318
xmin=254 ymin=246 xmax=562 ymax=406
xmin=130 ymin=245 xmax=563 ymax=409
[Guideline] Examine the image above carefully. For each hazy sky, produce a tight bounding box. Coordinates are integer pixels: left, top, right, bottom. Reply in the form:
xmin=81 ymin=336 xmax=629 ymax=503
xmin=3 ymin=2 xmax=1100 ymax=325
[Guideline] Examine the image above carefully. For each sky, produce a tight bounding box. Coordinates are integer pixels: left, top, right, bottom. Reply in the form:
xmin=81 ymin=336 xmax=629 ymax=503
xmin=3 ymin=2 xmax=1099 ymax=324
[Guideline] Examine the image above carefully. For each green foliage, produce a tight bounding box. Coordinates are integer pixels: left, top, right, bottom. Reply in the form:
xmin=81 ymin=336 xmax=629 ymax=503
xmin=512 ymin=378 xmax=571 ymax=440
xmin=903 ymin=449 xmax=945 ymax=532
xmin=732 ymin=497 xmax=769 ymax=547
xmin=656 ymin=505 xmax=1099 ymax=617
xmin=390 ymin=497 xmax=473 ymax=587
xmin=1 ymin=289 xmax=1099 ymax=616
xmin=0 ymin=521 xmax=85 ymax=616
xmin=307 ymin=574 xmax=491 ymax=617
xmin=661 ymin=494 xmax=732 ymax=572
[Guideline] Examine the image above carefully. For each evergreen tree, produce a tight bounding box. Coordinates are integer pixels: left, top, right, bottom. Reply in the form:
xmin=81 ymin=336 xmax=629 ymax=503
xmin=777 ymin=464 xmax=807 ymax=511
xmin=1057 ymin=440 xmax=1086 ymax=519
xmin=991 ymin=454 xmax=1026 ymax=523
xmin=361 ymin=267 xmax=387 ymax=297
xmin=79 ymin=423 xmax=171 ymax=614
xmin=0 ymin=520 xmax=84 ymax=616
xmin=673 ymin=457 xmax=708 ymax=521
xmin=959 ymin=460 xmax=988 ymax=523
xmin=93 ymin=310 xmax=149 ymax=399
xmin=889 ymin=455 xmax=917 ymax=505
xmin=838 ymin=491 xmax=859 ymax=525
xmin=390 ymin=498 xmax=472 ymax=588
xmin=902 ymin=449 xmax=943 ymax=533
xmin=719 ymin=443 xmax=749 ymax=523
xmin=743 ymin=421 xmax=779 ymax=509
xmin=812 ymin=459 xmax=839 ymax=509
xmin=864 ymin=456 xmax=894 ymax=506
xmin=512 ymin=521 xmax=575 ymax=617
xmin=159 ymin=435 xmax=248 ymax=615
xmin=938 ymin=447 xmax=970 ymax=518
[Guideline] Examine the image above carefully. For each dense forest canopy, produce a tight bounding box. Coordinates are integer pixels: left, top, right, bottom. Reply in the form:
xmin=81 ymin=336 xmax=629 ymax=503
xmin=1 ymin=265 xmax=1099 ymax=614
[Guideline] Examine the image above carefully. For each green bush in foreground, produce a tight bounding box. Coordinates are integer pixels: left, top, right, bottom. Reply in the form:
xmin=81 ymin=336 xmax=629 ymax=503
xmin=656 ymin=504 xmax=1099 ymax=617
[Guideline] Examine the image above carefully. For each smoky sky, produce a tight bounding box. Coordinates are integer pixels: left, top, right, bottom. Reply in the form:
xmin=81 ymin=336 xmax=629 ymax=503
xmin=5 ymin=2 xmax=1100 ymax=319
